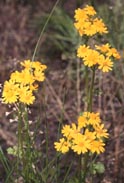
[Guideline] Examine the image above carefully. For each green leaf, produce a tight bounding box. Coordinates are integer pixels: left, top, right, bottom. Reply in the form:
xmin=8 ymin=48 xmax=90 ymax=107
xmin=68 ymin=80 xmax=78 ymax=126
xmin=93 ymin=162 xmax=105 ymax=174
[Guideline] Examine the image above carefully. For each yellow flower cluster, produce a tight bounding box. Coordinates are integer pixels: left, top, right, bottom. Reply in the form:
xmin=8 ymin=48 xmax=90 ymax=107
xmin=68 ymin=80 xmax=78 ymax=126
xmin=2 ymin=60 xmax=47 ymax=105
xmin=54 ymin=112 xmax=109 ymax=155
xmin=77 ymin=44 xmax=120 ymax=72
xmin=74 ymin=5 xmax=121 ymax=72
xmin=74 ymin=5 xmax=108 ymax=36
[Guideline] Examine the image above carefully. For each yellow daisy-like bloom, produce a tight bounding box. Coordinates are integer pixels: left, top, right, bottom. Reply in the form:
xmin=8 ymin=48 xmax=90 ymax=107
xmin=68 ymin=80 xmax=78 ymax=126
xmin=90 ymin=140 xmax=105 ymax=154
xmin=88 ymin=112 xmax=101 ymax=126
xmin=83 ymin=49 xmax=100 ymax=67
xmin=2 ymin=80 xmax=19 ymax=104
xmin=70 ymin=123 xmax=81 ymax=138
xmin=84 ymin=129 xmax=96 ymax=142
xmin=61 ymin=125 xmax=72 ymax=139
xmin=93 ymin=18 xmax=108 ymax=34
xmin=95 ymin=43 xmax=111 ymax=54
xmin=95 ymin=44 xmax=121 ymax=60
xmin=19 ymin=90 xmax=35 ymax=105
xmin=84 ymin=5 xmax=96 ymax=16
xmin=94 ymin=124 xmax=109 ymax=139
xmin=54 ymin=138 xmax=70 ymax=154
xmin=98 ymin=56 xmax=113 ymax=72
xmin=72 ymin=133 xmax=91 ymax=154
xmin=78 ymin=115 xmax=87 ymax=128
xmin=34 ymin=70 xmax=45 ymax=82
xmin=77 ymin=45 xmax=90 ymax=58
xmin=77 ymin=45 xmax=100 ymax=67
xmin=20 ymin=59 xmax=33 ymax=69
xmin=107 ymin=48 xmax=121 ymax=59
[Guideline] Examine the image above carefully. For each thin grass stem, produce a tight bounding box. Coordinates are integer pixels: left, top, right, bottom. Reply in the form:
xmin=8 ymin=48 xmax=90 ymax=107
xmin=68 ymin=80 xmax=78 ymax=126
xmin=32 ymin=0 xmax=61 ymax=61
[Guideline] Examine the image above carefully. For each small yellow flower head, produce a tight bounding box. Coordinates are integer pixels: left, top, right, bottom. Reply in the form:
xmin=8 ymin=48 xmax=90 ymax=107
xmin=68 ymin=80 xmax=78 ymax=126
xmin=2 ymin=60 xmax=47 ymax=105
xmin=78 ymin=115 xmax=87 ymax=128
xmin=94 ymin=124 xmax=109 ymax=139
xmin=95 ymin=44 xmax=121 ymax=60
xmin=61 ymin=124 xmax=72 ymax=139
xmin=90 ymin=140 xmax=105 ymax=154
xmin=72 ymin=133 xmax=91 ymax=154
xmin=54 ymin=138 xmax=70 ymax=154
xmin=74 ymin=5 xmax=108 ymax=36
xmin=2 ymin=80 xmax=19 ymax=104
xmin=19 ymin=87 xmax=35 ymax=105
xmin=88 ymin=112 xmax=101 ymax=126
xmin=98 ymin=56 xmax=113 ymax=72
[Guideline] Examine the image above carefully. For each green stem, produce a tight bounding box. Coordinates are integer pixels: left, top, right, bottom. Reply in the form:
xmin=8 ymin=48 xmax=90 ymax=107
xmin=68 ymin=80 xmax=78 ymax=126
xmin=17 ymin=106 xmax=24 ymax=176
xmin=79 ymin=154 xmax=82 ymax=182
xmin=82 ymin=67 xmax=96 ymax=182
xmin=31 ymin=0 xmax=61 ymax=61
xmin=85 ymin=66 xmax=89 ymax=111
xmin=23 ymin=106 xmax=31 ymax=180
xmin=82 ymin=152 xmax=89 ymax=182
xmin=88 ymin=67 xmax=96 ymax=112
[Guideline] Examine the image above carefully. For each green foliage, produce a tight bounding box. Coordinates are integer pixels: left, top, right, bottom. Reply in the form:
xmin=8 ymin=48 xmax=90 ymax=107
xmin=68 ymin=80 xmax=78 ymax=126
xmin=34 ymin=7 xmax=81 ymax=60
xmin=98 ymin=0 xmax=124 ymax=49
xmin=91 ymin=162 xmax=105 ymax=175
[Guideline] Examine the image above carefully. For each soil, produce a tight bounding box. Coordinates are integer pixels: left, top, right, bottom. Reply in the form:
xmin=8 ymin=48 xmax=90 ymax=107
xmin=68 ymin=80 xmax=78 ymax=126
xmin=0 ymin=1 xmax=124 ymax=183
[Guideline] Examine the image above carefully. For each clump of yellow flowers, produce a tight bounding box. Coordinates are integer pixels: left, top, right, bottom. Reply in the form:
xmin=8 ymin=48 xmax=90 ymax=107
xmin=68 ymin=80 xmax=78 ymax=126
xmin=74 ymin=5 xmax=120 ymax=72
xmin=54 ymin=4 xmax=119 ymax=156
xmin=2 ymin=60 xmax=47 ymax=105
xmin=54 ymin=112 xmax=109 ymax=154
xmin=74 ymin=5 xmax=108 ymax=36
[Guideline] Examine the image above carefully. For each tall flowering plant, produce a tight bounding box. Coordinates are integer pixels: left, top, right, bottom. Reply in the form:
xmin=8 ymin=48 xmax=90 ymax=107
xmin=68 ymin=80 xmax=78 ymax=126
xmin=2 ymin=60 xmax=47 ymax=181
xmin=54 ymin=4 xmax=120 ymax=182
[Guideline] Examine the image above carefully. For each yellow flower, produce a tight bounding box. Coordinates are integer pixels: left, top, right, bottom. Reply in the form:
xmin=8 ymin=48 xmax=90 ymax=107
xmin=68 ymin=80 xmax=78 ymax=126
xmin=72 ymin=133 xmax=90 ymax=154
xmin=88 ymin=112 xmax=101 ymax=126
xmin=84 ymin=129 xmax=96 ymax=142
xmin=19 ymin=88 xmax=35 ymax=105
xmin=78 ymin=115 xmax=87 ymax=128
xmin=2 ymin=80 xmax=19 ymax=104
xmin=20 ymin=59 xmax=33 ymax=69
xmin=83 ymin=111 xmax=91 ymax=119
xmin=90 ymin=140 xmax=105 ymax=154
xmin=98 ymin=56 xmax=113 ymax=72
xmin=71 ymin=123 xmax=81 ymax=138
xmin=61 ymin=125 xmax=72 ymax=139
xmin=94 ymin=124 xmax=109 ymax=139
xmin=54 ymin=138 xmax=70 ymax=154
xmin=32 ymin=61 xmax=47 ymax=71
xmin=95 ymin=43 xmax=110 ymax=53
xmin=107 ymin=48 xmax=121 ymax=59
xmin=77 ymin=45 xmax=100 ymax=67
xmin=74 ymin=8 xmax=88 ymax=22
xmin=93 ymin=18 xmax=108 ymax=34
xmin=62 ymin=123 xmax=81 ymax=140
xmin=34 ymin=70 xmax=45 ymax=82
xmin=77 ymin=45 xmax=89 ymax=58
xmin=83 ymin=49 xmax=100 ymax=67
xmin=84 ymin=5 xmax=96 ymax=16
xmin=95 ymin=44 xmax=121 ymax=59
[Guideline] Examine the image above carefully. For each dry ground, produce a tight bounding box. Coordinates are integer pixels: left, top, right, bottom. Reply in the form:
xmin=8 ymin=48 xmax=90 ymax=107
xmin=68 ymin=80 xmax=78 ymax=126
xmin=0 ymin=1 xmax=124 ymax=182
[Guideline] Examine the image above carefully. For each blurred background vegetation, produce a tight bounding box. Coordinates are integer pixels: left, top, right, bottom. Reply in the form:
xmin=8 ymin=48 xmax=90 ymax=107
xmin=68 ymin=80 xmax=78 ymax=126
xmin=0 ymin=0 xmax=124 ymax=182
